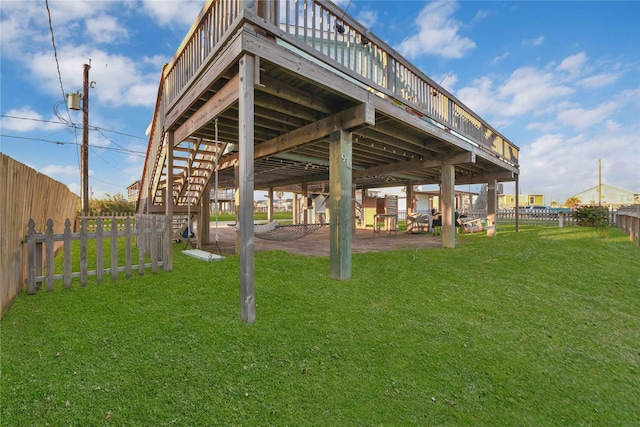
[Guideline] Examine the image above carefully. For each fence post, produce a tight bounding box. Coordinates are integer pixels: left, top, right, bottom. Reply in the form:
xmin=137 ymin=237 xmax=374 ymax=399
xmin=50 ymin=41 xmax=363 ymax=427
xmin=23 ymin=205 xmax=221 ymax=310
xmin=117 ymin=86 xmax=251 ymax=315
xmin=558 ymin=212 xmax=565 ymax=228
xmin=110 ymin=217 xmax=118 ymax=281
xmin=137 ymin=215 xmax=145 ymax=276
xmin=26 ymin=219 xmax=37 ymax=294
xmin=125 ymin=217 xmax=132 ymax=278
xmin=150 ymin=215 xmax=158 ymax=274
xmin=80 ymin=218 xmax=88 ymax=287
xmin=64 ymin=219 xmax=72 ymax=289
xmin=96 ymin=218 xmax=104 ymax=284
xmin=45 ymin=219 xmax=54 ymax=291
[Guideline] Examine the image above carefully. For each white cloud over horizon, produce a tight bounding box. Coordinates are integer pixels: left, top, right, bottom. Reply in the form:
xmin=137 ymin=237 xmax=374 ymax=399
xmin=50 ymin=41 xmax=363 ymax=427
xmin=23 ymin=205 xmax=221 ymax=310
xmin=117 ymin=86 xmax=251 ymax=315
xmin=1 ymin=0 xmax=638 ymax=204
xmin=397 ymin=1 xmax=476 ymax=59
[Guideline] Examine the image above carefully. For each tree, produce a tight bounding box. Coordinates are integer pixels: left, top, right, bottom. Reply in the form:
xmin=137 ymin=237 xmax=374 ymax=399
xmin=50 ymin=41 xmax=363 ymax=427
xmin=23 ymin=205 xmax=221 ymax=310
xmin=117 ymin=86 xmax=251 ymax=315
xmin=564 ymin=196 xmax=581 ymax=208
xmin=85 ymin=193 xmax=135 ymax=215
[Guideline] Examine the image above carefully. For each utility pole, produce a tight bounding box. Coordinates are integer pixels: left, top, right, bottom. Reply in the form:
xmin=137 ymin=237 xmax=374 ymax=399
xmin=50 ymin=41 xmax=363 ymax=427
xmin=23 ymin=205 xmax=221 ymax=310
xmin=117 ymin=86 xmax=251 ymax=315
xmin=81 ymin=63 xmax=91 ymax=216
xmin=598 ymin=159 xmax=602 ymax=206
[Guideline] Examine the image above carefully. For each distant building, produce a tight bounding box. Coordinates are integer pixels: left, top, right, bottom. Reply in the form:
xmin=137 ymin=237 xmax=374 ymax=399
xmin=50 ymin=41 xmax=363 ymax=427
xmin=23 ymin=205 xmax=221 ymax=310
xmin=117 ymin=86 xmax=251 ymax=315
xmin=127 ymin=180 xmax=140 ymax=203
xmin=571 ymin=184 xmax=639 ymax=208
xmin=498 ymin=194 xmax=544 ymax=208
xmin=414 ymin=190 xmax=478 ymax=213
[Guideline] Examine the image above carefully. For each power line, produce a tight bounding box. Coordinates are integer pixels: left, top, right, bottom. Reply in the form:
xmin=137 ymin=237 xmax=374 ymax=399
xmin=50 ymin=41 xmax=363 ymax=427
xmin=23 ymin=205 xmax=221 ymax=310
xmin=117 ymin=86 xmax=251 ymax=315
xmin=0 ymin=114 xmax=148 ymax=140
xmin=44 ymin=0 xmax=73 ymax=125
xmin=89 ymin=175 xmax=132 ymax=188
xmin=0 ymin=134 xmax=146 ymax=157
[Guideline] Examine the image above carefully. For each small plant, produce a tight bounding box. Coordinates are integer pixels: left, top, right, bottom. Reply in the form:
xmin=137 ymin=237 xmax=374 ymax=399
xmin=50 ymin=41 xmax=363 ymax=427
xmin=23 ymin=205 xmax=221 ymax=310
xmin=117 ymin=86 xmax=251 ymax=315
xmin=572 ymin=205 xmax=610 ymax=227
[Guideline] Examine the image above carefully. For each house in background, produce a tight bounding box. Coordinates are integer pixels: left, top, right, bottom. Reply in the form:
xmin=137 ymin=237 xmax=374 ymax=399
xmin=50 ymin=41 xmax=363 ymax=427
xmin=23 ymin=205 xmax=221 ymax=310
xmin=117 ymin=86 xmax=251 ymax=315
xmin=415 ymin=189 xmax=478 ymax=213
xmin=127 ymin=180 xmax=140 ymax=203
xmin=498 ymin=194 xmax=544 ymax=208
xmin=572 ymin=184 xmax=639 ymax=208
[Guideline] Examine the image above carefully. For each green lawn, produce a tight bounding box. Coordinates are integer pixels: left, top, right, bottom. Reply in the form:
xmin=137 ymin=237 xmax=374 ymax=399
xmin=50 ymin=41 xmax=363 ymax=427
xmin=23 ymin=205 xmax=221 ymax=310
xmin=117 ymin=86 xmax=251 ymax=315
xmin=1 ymin=226 xmax=639 ymax=425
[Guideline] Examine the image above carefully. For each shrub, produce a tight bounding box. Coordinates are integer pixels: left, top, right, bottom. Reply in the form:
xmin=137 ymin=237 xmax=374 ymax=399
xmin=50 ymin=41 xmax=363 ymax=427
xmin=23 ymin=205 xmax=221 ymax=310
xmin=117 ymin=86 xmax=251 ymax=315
xmin=572 ymin=205 xmax=609 ymax=227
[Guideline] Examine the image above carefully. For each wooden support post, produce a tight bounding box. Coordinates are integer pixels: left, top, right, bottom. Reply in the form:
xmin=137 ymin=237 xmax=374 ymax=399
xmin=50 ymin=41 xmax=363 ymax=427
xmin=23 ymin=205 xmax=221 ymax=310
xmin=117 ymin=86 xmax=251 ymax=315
xmin=164 ymin=132 xmax=174 ymax=272
xmin=238 ymin=54 xmax=256 ymax=324
xmin=352 ymin=183 xmax=357 ymax=234
xmin=329 ymin=129 xmax=352 ymax=280
xmin=267 ymin=187 xmax=274 ymax=222
xmin=440 ymin=162 xmax=455 ymax=248
xmin=487 ymin=179 xmax=498 ymax=237
xmin=292 ymin=193 xmax=299 ymax=225
xmin=406 ymin=183 xmax=414 ymax=216
xmin=301 ymin=182 xmax=308 ymax=224
xmin=234 ymin=165 xmax=240 ymax=255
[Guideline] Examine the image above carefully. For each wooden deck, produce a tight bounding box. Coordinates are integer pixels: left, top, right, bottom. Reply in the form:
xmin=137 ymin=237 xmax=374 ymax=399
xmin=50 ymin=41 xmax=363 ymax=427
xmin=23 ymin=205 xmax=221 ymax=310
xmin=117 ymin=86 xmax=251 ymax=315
xmin=136 ymin=0 xmax=521 ymax=321
xmin=138 ymin=0 xmax=519 ymax=216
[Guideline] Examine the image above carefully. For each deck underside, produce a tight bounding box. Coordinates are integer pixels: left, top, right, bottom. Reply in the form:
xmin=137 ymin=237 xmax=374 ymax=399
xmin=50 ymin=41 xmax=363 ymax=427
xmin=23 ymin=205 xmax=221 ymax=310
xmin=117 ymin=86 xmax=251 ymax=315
xmin=139 ymin=2 xmax=519 ymax=213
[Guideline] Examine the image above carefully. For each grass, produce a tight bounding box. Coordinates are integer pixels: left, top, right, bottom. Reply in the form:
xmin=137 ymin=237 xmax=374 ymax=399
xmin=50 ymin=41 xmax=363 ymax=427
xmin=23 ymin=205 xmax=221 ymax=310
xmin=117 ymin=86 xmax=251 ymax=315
xmin=1 ymin=225 xmax=639 ymax=425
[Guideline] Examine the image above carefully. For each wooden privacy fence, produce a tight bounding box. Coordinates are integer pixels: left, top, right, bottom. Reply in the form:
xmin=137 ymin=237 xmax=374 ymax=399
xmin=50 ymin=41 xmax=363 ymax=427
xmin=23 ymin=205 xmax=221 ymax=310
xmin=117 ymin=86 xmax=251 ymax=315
xmin=24 ymin=215 xmax=172 ymax=293
xmin=1 ymin=153 xmax=79 ymax=316
xmin=614 ymin=205 xmax=640 ymax=247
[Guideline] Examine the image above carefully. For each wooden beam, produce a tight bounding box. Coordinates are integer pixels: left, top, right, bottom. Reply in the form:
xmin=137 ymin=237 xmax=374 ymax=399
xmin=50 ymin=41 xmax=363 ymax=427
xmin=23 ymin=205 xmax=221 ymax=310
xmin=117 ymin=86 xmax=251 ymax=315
xmin=173 ymin=74 xmax=240 ymax=144
xmin=238 ymin=54 xmax=256 ymax=324
xmin=254 ymin=103 xmax=374 ymax=159
xmin=257 ymin=74 xmax=334 ymax=114
xmin=255 ymin=171 xmax=329 ymax=190
xmin=329 ymin=129 xmax=352 ymax=280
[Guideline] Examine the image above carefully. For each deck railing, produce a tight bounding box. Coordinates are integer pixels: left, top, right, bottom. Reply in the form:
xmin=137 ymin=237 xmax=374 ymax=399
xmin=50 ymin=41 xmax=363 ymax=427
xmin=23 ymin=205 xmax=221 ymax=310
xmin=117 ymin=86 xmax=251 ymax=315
xmin=158 ymin=0 xmax=518 ymax=177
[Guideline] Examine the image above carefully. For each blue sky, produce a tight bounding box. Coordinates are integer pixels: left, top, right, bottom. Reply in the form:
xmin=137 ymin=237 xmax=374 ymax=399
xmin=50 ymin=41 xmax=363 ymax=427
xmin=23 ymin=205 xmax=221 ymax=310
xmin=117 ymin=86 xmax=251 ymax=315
xmin=1 ymin=0 xmax=639 ymax=205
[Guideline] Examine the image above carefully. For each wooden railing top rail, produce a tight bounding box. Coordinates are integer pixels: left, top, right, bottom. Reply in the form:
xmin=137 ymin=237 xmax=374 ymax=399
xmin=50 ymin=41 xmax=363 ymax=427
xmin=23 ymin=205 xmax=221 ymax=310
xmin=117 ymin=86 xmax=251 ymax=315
xmin=159 ymin=0 xmax=518 ymax=176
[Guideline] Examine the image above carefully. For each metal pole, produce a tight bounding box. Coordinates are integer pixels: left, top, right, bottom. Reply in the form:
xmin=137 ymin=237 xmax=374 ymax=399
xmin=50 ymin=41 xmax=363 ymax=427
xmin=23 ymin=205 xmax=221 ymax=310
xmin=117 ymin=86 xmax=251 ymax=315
xmin=81 ymin=63 xmax=91 ymax=216
xmin=598 ymin=159 xmax=602 ymax=206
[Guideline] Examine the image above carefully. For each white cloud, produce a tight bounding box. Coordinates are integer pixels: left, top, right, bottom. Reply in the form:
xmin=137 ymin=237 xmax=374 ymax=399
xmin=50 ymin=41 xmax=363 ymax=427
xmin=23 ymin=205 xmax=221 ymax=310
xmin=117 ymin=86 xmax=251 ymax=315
xmin=457 ymin=66 xmax=574 ymax=118
xmin=471 ymin=9 xmax=489 ymax=24
xmin=557 ymin=52 xmax=588 ymax=79
xmin=85 ymin=14 xmax=129 ymax=44
xmin=26 ymin=46 xmax=162 ymax=109
xmin=499 ymin=67 xmax=574 ymax=116
xmin=357 ymin=10 xmax=378 ymax=29
xmin=578 ymin=72 xmax=620 ymax=89
xmin=526 ymin=121 xmax=558 ymax=133
xmin=397 ymin=1 xmax=475 ymax=59
xmin=141 ymin=0 xmax=203 ymax=28
xmin=522 ymin=35 xmax=545 ymax=47
xmin=40 ymin=164 xmax=78 ymax=178
xmin=491 ymin=52 xmax=509 ymax=65
xmin=519 ymin=130 xmax=640 ymax=202
xmin=556 ymin=101 xmax=619 ymax=131
xmin=0 ymin=107 xmax=63 ymax=132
